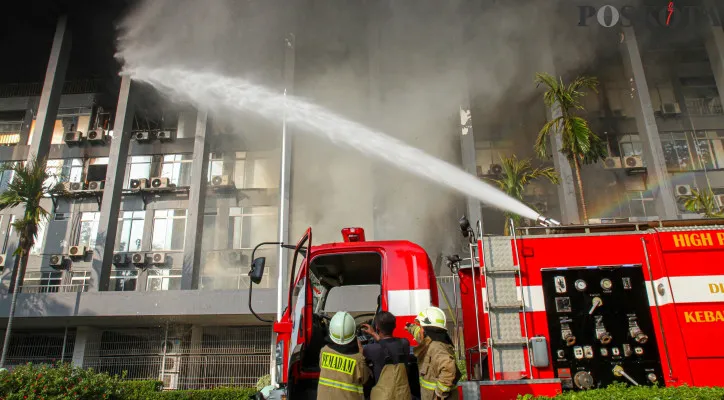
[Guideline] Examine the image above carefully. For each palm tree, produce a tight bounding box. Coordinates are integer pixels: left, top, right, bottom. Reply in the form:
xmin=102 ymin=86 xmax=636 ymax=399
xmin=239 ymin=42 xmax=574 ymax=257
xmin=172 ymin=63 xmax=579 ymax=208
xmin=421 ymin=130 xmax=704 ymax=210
xmin=0 ymin=158 xmax=64 ymax=367
xmin=683 ymin=188 xmax=724 ymax=218
xmin=534 ymin=72 xmax=607 ymax=223
xmin=491 ymin=155 xmax=560 ymax=234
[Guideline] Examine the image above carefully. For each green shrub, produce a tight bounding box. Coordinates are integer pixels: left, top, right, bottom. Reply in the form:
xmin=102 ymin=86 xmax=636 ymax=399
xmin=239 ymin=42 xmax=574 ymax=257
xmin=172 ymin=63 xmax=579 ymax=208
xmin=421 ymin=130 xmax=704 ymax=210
xmin=0 ymin=362 xmax=126 ymax=399
xmin=520 ymin=382 xmax=724 ymax=400
xmin=153 ymin=387 xmax=257 ymax=399
xmin=119 ymin=379 xmax=163 ymax=399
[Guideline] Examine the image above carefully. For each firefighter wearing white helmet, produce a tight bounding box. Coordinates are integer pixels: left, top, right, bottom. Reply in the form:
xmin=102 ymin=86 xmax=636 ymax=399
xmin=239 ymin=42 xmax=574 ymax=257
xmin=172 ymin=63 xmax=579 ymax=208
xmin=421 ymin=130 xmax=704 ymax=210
xmin=317 ymin=311 xmax=370 ymax=399
xmin=407 ymin=306 xmax=460 ymax=400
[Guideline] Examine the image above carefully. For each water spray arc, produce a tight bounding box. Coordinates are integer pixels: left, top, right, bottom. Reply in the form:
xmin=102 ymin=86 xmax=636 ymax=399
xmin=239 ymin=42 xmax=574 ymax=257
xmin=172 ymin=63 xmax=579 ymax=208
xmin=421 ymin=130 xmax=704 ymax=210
xmin=124 ymin=66 xmax=560 ymax=227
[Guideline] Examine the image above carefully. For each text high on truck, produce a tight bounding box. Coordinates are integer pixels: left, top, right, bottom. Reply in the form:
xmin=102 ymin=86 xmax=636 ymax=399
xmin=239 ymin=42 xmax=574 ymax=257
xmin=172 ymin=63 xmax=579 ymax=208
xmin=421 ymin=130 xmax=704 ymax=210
xmin=249 ymin=218 xmax=724 ymax=399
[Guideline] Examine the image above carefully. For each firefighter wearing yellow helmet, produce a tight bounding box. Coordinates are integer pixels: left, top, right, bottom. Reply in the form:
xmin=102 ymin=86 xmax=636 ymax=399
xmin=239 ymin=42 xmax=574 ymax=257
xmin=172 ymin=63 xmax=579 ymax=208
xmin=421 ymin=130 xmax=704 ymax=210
xmin=317 ymin=311 xmax=370 ymax=399
xmin=407 ymin=307 xmax=460 ymax=399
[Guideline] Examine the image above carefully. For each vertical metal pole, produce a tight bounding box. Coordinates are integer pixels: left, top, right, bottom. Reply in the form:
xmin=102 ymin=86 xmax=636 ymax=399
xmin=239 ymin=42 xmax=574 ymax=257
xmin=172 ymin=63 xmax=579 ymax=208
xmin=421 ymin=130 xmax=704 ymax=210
xmin=272 ymin=33 xmax=295 ymax=388
xmin=61 ymin=326 xmax=68 ymax=362
xmin=160 ymin=322 xmax=168 ymax=385
xmin=469 ymin=239 xmax=485 ymax=381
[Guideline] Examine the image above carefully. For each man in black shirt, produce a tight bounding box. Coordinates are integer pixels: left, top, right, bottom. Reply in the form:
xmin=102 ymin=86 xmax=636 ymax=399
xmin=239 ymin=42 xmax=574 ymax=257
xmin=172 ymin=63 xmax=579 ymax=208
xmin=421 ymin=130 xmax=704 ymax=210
xmin=361 ymin=312 xmax=413 ymax=399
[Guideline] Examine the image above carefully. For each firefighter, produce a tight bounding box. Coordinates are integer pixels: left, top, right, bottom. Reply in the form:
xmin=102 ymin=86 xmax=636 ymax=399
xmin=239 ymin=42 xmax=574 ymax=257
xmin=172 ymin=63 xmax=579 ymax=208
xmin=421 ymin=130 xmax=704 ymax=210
xmin=406 ymin=307 xmax=460 ymax=400
xmin=317 ymin=311 xmax=370 ymax=399
xmin=360 ymin=311 xmax=412 ymax=399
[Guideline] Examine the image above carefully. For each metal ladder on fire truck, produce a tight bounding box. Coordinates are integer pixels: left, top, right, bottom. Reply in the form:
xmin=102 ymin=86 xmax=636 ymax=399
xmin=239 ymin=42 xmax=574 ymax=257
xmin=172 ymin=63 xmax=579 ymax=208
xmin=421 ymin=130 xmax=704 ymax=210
xmin=464 ymin=219 xmax=539 ymax=382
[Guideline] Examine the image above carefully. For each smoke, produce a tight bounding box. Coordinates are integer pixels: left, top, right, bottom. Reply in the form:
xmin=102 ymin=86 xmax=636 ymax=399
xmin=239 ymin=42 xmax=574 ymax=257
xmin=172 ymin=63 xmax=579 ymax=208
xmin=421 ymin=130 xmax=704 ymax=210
xmin=117 ymin=0 xmax=606 ymax=274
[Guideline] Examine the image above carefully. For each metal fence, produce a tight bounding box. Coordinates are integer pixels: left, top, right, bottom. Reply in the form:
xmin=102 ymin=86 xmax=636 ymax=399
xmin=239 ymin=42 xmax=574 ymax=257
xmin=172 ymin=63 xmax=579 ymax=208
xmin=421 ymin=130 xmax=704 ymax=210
xmin=21 ymin=283 xmax=89 ymax=294
xmin=685 ymin=97 xmax=723 ymax=115
xmin=83 ymin=325 xmax=272 ymax=389
xmin=2 ymin=330 xmax=76 ymax=367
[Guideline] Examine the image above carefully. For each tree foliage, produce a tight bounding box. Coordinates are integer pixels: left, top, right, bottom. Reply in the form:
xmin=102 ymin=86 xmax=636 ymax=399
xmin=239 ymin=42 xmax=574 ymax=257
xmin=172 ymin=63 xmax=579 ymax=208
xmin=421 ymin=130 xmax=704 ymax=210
xmin=683 ymin=188 xmax=724 ymax=218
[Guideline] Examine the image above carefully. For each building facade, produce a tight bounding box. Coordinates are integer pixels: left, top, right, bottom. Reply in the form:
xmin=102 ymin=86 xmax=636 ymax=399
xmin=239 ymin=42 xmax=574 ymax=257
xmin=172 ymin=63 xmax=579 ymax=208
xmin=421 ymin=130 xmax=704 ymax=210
xmin=0 ymin=0 xmax=723 ymax=390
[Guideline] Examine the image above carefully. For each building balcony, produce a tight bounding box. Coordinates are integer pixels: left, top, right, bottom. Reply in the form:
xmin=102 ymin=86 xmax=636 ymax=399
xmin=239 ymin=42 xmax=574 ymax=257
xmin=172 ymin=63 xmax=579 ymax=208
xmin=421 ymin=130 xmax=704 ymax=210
xmin=685 ymin=97 xmax=723 ymax=116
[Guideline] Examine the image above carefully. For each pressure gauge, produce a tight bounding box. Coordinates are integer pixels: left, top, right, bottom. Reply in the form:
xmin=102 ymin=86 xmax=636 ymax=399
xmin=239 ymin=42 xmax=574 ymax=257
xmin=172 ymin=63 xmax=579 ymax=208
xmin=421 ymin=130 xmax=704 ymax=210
xmin=601 ymin=278 xmax=613 ymax=290
xmin=574 ymin=279 xmax=587 ymax=291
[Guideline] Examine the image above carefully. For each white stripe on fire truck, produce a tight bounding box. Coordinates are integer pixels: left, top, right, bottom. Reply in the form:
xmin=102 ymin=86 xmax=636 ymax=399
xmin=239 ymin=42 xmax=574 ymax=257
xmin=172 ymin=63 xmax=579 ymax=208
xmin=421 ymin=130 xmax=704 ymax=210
xmin=388 ymin=289 xmax=431 ymax=317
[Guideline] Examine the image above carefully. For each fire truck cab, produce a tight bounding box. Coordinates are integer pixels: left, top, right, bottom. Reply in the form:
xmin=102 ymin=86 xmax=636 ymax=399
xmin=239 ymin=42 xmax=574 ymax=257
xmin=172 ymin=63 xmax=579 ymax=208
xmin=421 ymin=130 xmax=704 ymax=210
xmin=251 ymin=227 xmax=438 ymax=399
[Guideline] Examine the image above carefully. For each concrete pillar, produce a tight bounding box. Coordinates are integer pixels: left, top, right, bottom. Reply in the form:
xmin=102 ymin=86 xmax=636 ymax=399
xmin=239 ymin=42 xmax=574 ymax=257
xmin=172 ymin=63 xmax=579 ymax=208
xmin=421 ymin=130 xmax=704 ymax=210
xmin=704 ymin=0 xmax=724 ymax=110
xmin=620 ymin=27 xmax=679 ymax=220
xmin=90 ymin=77 xmax=137 ymax=291
xmin=71 ymin=327 xmax=100 ymax=368
xmin=27 ymin=16 xmax=71 ymax=162
xmin=181 ymin=112 xmax=210 ymax=290
xmin=18 ymin=109 xmax=33 ymax=146
xmin=459 ymin=107 xmax=483 ymax=231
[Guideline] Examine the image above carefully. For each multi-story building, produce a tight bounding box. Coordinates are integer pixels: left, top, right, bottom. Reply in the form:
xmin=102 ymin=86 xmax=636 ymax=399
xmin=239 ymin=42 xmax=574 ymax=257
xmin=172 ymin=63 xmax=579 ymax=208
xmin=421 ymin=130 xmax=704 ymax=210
xmin=0 ymin=0 xmax=722 ymax=390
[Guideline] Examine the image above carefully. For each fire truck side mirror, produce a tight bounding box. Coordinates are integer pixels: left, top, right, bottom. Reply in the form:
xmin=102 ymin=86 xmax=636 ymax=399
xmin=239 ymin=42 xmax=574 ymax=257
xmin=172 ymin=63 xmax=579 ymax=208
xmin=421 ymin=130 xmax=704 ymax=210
xmin=250 ymin=257 xmax=267 ymax=284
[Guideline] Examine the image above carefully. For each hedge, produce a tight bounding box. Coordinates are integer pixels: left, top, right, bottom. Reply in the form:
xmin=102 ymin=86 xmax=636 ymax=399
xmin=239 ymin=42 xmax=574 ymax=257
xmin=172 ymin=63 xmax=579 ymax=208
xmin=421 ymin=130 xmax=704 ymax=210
xmin=0 ymin=363 xmax=258 ymax=400
xmin=522 ymin=382 xmax=724 ymax=400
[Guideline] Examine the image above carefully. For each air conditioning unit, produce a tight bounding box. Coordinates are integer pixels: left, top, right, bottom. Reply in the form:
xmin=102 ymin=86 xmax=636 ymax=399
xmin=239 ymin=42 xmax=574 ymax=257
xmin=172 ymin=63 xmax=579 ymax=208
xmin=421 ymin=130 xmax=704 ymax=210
xmin=489 ymin=164 xmax=503 ymax=176
xmin=88 ymin=181 xmax=105 ymax=191
xmin=157 ymin=130 xmax=173 ymax=141
xmin=675 ymin=184 xmax=692 ymax=197
xmin=131 ymin=252 xmax=146 ymax=265
xmin=49 ymin=254 xmax=64 ymax=267
xmin=112 ymin=253 xmax=128 ymax=265
xmin=715 ymin=194 xmax=724 ymax=208
xmin=0 ymin=254 xmax=6 ymax=267
xmin=151 ymin=253 xmax=167 ymax=265
xmin=151 ymin=177 xmax=170 ymax=189
xmin=603 ymin=157 xmax=622 ymax=169
xmin=661 ymin=102 xmax=682 ymax=115
xmin=623 ymin=155 xmax=644 ymax=169
xmin=70 ymin=182 xmax=85 ymax=191
xmin=210 ymin=175 xmax=233 ymax=187
xmin=130 ymin=178 xmax=149 ymax=190
xmin=87 ymin=128 xmax=107 ymax=144
xmin=64 ymin=131 xmax=84 ymax=144
xmin=134 ymin=131 xmax=151 ymax=142
xmin=68 ymin=245 xmax=87 ymax=258
xmin=61 ymin=182 xmax=74 ymax=193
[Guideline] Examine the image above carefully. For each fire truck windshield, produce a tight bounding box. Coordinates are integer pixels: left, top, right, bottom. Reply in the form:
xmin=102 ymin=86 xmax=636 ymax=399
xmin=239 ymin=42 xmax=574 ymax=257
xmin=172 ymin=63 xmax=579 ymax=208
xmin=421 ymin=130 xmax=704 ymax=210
xmin=309 ymin=252 xmax=382 ymax=315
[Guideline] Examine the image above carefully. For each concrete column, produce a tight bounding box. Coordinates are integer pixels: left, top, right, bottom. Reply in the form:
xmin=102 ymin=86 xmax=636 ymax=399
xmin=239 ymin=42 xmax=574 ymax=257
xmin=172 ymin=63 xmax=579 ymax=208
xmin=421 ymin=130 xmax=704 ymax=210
xmin=620 ymin=27 xmax=679 ymax=219
xmin=90 ymin=77 xmax=137 ymax=291
xmin=71 ymin=326 xmax=100 ymax=368
xmin=459 ymin=107 xmax=482 ymax=231
xmin=703 ymin=0 xmax=724 ymax=109
xmin=181 ymin=112 xmax=210 ymax=290
xmin=548 ymin=106 xmax=582 ymax=225
xmin=18 ymin=109 xmax=33 ymax=146
xmin=27 ymin=16 xmax=71 ymax=162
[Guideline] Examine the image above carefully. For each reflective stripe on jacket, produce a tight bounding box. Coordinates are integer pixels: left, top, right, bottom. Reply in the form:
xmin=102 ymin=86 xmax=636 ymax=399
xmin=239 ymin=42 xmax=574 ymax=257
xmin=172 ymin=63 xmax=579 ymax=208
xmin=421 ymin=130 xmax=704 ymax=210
xmin=317 ymin=345 xmax=369 ymax=400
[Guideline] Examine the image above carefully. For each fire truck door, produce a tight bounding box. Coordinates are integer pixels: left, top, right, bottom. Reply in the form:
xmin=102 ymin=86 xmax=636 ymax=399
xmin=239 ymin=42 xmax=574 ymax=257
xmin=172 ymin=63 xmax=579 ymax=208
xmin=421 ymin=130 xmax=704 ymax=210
xmin=287 ymin=229 xmax=312 ymax=371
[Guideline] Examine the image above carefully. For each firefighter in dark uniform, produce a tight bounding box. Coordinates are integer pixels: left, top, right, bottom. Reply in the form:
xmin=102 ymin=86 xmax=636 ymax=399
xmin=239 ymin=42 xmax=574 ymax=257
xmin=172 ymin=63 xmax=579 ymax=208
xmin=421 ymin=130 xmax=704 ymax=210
xmin=317 ymin=311 xmax=370 ymax=399
xmin=407 ymin=307 xmax=460 ymax=400
xmin=360 ymin=311 xmax=412 ymax=400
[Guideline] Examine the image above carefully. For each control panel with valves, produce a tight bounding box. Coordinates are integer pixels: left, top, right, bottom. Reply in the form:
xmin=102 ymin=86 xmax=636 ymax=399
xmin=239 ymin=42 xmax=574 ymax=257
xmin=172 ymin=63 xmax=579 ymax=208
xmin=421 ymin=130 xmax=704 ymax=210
xmin=541 ymin=265 xmax=663 ymax=390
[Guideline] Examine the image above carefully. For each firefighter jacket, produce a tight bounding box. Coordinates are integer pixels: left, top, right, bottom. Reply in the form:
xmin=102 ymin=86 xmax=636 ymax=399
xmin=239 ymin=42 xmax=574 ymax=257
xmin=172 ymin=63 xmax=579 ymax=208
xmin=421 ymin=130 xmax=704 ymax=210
xmin=368 ymin=339 xmax=412 ymax=400
xmin=317 ymin=345 xmax=370 ymax=399
xmin=408 ymin=326 xmax=459 ymax=400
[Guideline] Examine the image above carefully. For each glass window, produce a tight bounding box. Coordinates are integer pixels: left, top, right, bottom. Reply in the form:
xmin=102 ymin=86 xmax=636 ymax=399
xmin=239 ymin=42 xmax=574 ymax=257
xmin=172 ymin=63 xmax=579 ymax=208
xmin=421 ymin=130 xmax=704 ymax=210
xmin=152 ymin=210 xmax=187 ymax=251
xmin=228 ymin=207 xmax=277 ymax=250
xmin=695 ymin=131 xmax=724 ymax=170
xmin=2 ymin=215 xmax=15 ymax=253
xmin=147 ymin=268 xmax=182 ymax=291
xmin=78 ymin=212 xmax=100 ymax=248
xmin=46 ymin=159 xmax=84 ymax=187
xmin=125 ymin=156 xmax=153 ymax=188
xmin=116 ymin=211 xmax=145 ymax=252
xmin=160 ymin=154 xmax=193 ymax=186
xmin=208 ymin=153 xmax=225 ymax=182
xmin=233 ymin=152 xmax=246 ymax=189
xmin=250 ymin=156 xmax=279 ymax=189
xmin=29 ymin=218 xmax=49 ymax=256
xmin=0 ymin=161 xmax=18 ymax=192
xmin=201 ymin=211 xmax=217 ymax=251
xmin=660 ymin=132 xmax=693 ymax=171
xmin=23 ymin=271 xmax=62 ymax=293
xmin=618 ymin=134 xmax=643 ymax=157
xmin=0 ymin=121 xmax=21 ymax=146
xmin=110 ymin=269 xmax=138 ymax=292
xmin=626 ymin=191 xmax=657 ymax=219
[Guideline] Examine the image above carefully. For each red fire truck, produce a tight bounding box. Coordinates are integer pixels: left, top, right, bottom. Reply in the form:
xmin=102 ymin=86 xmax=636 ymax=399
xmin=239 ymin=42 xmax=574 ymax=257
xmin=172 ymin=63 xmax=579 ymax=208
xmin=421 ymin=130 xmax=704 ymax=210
xmin=250 ymin=219 xmax=724 ymax=399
